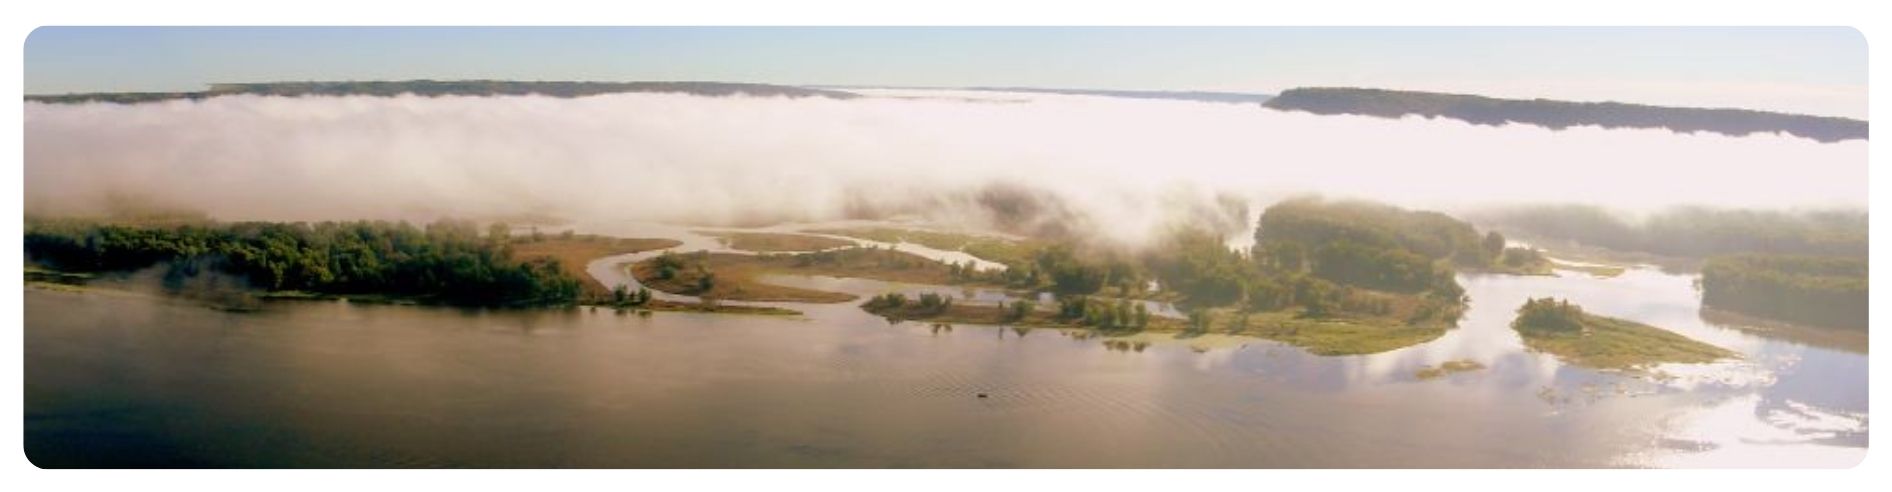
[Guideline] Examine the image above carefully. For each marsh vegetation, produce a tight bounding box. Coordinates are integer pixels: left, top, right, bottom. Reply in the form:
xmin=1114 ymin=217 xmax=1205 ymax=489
xmin=1511 ymin=297 xmax=1736 ymax=370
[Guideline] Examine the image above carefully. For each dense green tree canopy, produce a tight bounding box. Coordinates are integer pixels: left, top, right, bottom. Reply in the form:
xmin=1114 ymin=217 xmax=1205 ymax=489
xmin=25 ymin=219 xmax=581 ymax=307
xmin=1701 ymin=254 xmax=1866 ymax=330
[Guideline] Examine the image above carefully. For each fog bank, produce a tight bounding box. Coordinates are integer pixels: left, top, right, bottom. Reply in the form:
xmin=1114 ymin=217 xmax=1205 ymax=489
xmin=24 ymin=89 xmax=1866 ymax=246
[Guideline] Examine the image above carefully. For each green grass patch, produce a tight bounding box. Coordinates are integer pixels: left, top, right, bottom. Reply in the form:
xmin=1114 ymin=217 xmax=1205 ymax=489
xmin=1226 ymin=310 xmax=1451 ymax=356
xmin=1513 ymin=298 xmax=1735 ymax=370
xmin=1549 ymin=260 xmax=1627 ymax=278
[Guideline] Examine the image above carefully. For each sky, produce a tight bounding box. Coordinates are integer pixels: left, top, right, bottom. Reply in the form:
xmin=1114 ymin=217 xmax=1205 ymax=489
xmin=23 ymin=27 xmax=1869 ymax=118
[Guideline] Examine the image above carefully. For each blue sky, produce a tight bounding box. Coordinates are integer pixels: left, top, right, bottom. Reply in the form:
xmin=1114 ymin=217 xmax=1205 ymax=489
xmin=24 ymin=27 xmax=1868 ymax=117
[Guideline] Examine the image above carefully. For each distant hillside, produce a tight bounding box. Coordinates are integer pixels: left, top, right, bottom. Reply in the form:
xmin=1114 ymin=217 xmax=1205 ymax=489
xmin=26 ymin=80 xmax=861 ymax=104
xmin=1264 ymin=87 xmax=1866 ymax=143
xmin=965 ymin=87 xmax=1273 ymax=104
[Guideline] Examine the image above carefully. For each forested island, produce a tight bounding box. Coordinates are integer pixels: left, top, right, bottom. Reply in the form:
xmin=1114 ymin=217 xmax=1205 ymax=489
xmin=1511 ymin=297 xmax=1735 ymax=370
xmin=826 ymin=198 xmax=1548 ymax=354
xmin=1264 ymin=87 xmax=1867 ymax=142
xmin=25 ymin=219 xmax=583 ymax=307
xmin=1477 ymin=204 xmax=1869 ymax=330
xmin=1700 ymin=254 xmax=1867 ymax=330
xmin=20 ymin=218 xmax=806 ymax=315
xmin=25 ymin=80 xmax=860 ymax=104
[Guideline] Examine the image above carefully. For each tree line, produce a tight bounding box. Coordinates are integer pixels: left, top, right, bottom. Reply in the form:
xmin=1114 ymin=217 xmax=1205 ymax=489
xmin=1481 ymin=204 xmax=1867 ymax=259
xmin=25 ymin=218 xmax=582 ymax=307
xmin=941 ymin=198 xmax=1500 ymax=329
xmin=1700 ymin=254 xmax=1867 ymax=330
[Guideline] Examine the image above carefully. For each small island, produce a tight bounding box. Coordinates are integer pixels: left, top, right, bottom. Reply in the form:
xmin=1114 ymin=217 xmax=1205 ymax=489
xmin=1511 ymin=297 xmax=1735 ymax=370
xmin=700 ymin=231 xmax=857 ymax=253
xmin=806 ymin=227 xmax=1036 ymax=267
xmin=630 ymin=246 xmax=961 ymax=303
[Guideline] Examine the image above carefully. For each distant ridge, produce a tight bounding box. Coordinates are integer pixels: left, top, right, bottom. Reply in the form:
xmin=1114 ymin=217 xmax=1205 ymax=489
xmin=1264 ymin=87 xmax=1866 ymax=143
xmin=25 ymin=80 xmax=861 ymax=104
xmin=964 ymin=87 xmax=1274 ymax=104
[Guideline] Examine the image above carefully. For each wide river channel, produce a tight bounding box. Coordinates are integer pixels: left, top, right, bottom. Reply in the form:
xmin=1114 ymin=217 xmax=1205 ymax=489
xmin=24 ymin=222 xmax=1868 ymax=468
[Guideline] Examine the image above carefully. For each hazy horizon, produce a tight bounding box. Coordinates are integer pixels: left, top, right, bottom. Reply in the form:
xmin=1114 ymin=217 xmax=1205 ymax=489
xmin=23 ymin=27 xmax=1868 ymax=118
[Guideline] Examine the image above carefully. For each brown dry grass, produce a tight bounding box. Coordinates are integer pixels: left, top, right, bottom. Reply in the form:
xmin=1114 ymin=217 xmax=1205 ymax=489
xmin=511 ymin=235 xmax=681 ymax=298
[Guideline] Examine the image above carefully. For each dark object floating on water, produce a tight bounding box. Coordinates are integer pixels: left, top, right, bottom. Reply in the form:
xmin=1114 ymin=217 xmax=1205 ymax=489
xmin=976 ymin=392 xmax=989 ymax=399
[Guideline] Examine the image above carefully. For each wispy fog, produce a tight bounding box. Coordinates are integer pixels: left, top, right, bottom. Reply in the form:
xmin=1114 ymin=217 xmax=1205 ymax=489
xmin=24 ymin=89 xmax=1866 ymax=246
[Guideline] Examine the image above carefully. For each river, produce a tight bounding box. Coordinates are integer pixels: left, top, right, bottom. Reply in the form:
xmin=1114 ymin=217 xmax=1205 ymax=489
xmin=22 ymin=224 xmax=1867 ymax=468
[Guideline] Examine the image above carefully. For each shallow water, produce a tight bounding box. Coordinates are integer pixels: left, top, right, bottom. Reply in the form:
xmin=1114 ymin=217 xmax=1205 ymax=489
xmin=22 ymin=228 xmax=1867 ymax=468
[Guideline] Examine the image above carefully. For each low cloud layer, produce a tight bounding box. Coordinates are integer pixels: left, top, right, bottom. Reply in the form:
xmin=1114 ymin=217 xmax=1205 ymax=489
xmin=25 ymin=89 xmax=1867 ymax=246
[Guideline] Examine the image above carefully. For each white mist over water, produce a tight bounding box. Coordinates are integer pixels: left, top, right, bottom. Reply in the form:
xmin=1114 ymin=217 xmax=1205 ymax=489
xmin=24 ymin=89 xmax=1866 ymax=247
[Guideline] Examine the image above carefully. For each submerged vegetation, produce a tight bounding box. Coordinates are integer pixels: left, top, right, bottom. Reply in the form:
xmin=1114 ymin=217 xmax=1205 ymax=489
xmin=1700 ymin=254 xmax=1867 ymax=330
xmin=1511 ymin=298 xmax=1735 ymax=370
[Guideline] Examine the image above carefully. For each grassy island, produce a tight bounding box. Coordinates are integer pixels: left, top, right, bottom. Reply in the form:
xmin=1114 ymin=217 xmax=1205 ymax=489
xmin=1548 ymin=259 xmax=1627 ymax=278
xmin=630 ymin=246 xmax=968 ymax=303
xmin=1511 ymin=297 xmax=1735 ymax=370
xmin=701 ymin=231 xmax=855 ymax=252
xmin=806 ymin=227 xmax=1037 ymax=266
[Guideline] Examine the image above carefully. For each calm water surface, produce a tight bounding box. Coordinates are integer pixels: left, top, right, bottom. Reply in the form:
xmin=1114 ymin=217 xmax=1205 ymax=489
xmin=23 ymin=226 xmax=1868 ymax=468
